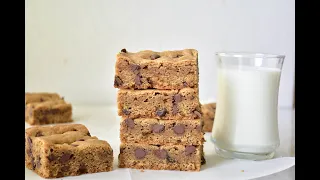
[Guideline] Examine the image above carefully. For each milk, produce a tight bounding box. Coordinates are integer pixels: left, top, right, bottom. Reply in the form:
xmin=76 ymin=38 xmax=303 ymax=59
xmin=211 ymin=65 xmax=281 ymax=154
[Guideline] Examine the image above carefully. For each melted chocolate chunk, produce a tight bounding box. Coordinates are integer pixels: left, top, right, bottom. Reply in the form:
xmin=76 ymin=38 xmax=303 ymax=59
xmin=134 ymin=148 xmax=146 ymax=159
xmin=156 ymin=108 xmax=167 ymax=117
xmin=152 ymin=124 xmax=165 ymax=133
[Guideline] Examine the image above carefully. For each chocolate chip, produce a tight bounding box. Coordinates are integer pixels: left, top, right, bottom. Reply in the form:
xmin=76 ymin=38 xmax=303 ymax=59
xmin=152 ymin=124 xmax=165 ymax=133
xmin=134 ymin=148 xmax=146 ymax=159
xmin=167 ymin=156 xmax=175 ymax=163
xmin=172 ymin=104 xmax=178 ymax=115
xmin=150 ymin=54 xmax=160 ymax=60
xmin=196 ymin=125 xmax=202 ymax=132
xmin=173 ymin=94 xmax=182 ymax=103
xmin=193 ymin=110 xmax=202 ymax=118
xmin=135 ymin=74 xmax=142 ymax=86
xmin=48 ymin=154 xmax=56 ymax=162
xmin=153 ymin=149 xmax=167 ymax=159
xmin=87 ymin=132 xmax=91 ymax=136
xmin=125 ymin=118 xmax=135 ymax=128
xmin=27 ymin=149 xmax=32 ymax=157
xmin=183 ymin=81 xmax=188 ymax=87
xmin=114 ymin=76 xmax=123 ymax=86
xmin=185 ymin=145 xmax=196 ymax=155
xmin=147 ymin=77 xmax=153 ymax=85
xmin=130 ymin=64 xmax=141 ymax=74
xmin=122 ymin=109 xmax=131 ymax=115
xmin=60 ymin=153 xmax=73 ymax=163
xmin=35 ymin=131 xmax=43 ymax=137
xmin=176 ymin=54 xmax=183 ymax=58
xmin=61 ymin=96 xmax=64 ymax=100
xmin=71 ymin=144 xmax=79 ymax=147
xmin=61 ymin=166 xmax=70 ymax=172
xmin=27 ymin=137 xmax=32 ymax=147
xmin=121 ymin=48 xmax=127 ymax=53
xmin=78 ymin=164 xmax=87 ymax=174
xmin=173 ymin=125 xmax=185 ymax=135
xmin=156 ymin=108 xmax=167 ymax=117
xmin=40 ymin=98 xmax=44 ymax=102
xmin=78 ymin=139 xmax=85 ymax=141
xmin=201 ymin=155 xmax=206 ymax=165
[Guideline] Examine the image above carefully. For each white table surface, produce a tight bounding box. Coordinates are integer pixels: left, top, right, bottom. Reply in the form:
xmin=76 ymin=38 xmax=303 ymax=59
xmin=25 ymin=106 xmax=295 ymax=180
xmin=254 ymin=108 xmax=295 ymax=180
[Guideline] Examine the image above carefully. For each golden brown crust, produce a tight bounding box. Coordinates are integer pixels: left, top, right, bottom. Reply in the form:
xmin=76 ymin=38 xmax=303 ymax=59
xmin=25 ymin=92 xmax=63 ymax=104
xmin=114 ymin=49 xmax=198 ymax=90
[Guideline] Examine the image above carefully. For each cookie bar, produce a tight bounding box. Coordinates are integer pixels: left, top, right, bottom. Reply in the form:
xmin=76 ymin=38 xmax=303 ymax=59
xmin=119 ymin=143 xmax=204 ymax=171
xmin=117 ymin=88 xmax=201 ymax=120
xmin=25 ymin=100 xmax=73 ymax=125
xmin=202 ymin=103 xmax=216 ymax=132
xmin=120 ymin=118 xmax=204 ymax=145
xmin=25 ymin=124 xmax=113 ymax=178
xmin=25 ymin=92 xmax=63 ymax=104
xmin=114 ymin=49 xmax=199 ymax=90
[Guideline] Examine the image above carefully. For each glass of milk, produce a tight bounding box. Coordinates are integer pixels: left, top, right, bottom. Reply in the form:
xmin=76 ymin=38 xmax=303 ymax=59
xmin=211 ymin=52 xmax=285 ymax=160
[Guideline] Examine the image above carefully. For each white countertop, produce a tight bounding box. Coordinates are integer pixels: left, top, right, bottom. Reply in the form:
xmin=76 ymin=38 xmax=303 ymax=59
xmin=25 ymin=106 xmax=295 ymax=180
xmin=254 ymin=108 xmax=295 ymax=180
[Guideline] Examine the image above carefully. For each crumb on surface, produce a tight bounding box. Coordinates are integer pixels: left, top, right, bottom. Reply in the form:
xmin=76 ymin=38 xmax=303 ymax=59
xmin=241 ymin=170 xmax=244 ymax=172
xmin=140 ymin=170 xmax=145 ymax=172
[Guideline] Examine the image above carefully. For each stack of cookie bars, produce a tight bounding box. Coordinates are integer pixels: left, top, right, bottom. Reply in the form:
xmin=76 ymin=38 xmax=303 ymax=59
xmin=114 ymin=49 xmax=205 ymax=171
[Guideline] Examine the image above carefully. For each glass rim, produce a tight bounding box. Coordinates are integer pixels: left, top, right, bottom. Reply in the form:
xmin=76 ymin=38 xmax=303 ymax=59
xmin=216 ymin=52 xmax=285 ymax=59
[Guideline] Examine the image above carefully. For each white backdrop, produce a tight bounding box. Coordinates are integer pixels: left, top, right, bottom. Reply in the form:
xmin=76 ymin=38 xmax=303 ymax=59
xmin=25 ymin=0 xmax=295 ymax=107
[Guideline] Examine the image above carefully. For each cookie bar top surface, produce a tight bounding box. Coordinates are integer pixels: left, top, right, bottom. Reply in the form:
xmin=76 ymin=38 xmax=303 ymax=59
xmin=26 ymin=100 xmax=71 ymax=109
xmin=25 ymin=92 xmax=63 ymax=104
xmin=25 ymin=124 xmax=89 ymax=137
xmin=25 ymin=124 xmax=111 ymax=148
xmin=117 ymin=49 xmax=198 ymax=63
xmin=115 ymin=49 xmax=199 ymax=90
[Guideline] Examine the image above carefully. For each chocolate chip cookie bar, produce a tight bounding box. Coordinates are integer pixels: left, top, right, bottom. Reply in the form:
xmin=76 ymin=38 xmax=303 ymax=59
xmin=117 ymin=88 xmax=201 ymax=120
xmin=202 ymin=103 xmax=216 ymax=132
xmin=25 ymin=124 xmax=113 ymax=178
xmin=118 ymin=143 xmax=205 ymax=171
xmin=25 ymin=92 xmax=63 ymax=104
xmin=120 ymin=118 xmax=204 ymax=145
xmin=25 ymin=100 xmax=73 ymax=125
xmin=114 ymin=49 xmax=199 ymax=90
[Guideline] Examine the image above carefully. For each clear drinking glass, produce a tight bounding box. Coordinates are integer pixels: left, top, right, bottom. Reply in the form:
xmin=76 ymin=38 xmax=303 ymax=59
xmin=211 ymin=52 xmax=285 ymax=160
